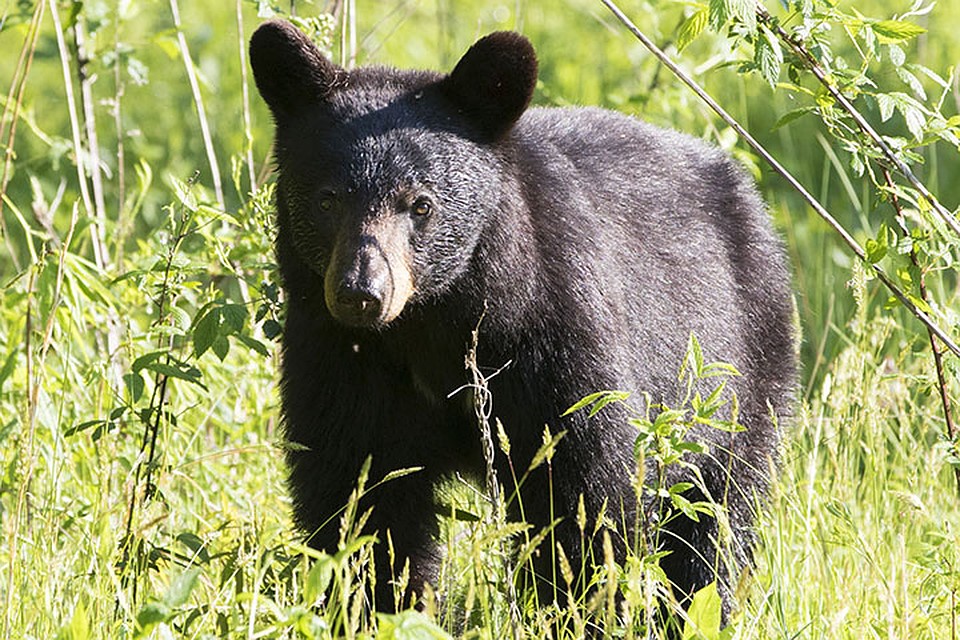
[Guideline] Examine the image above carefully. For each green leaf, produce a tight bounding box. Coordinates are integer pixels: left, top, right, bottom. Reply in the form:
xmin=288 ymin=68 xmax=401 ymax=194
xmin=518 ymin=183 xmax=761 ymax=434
xmin=872 ymin=19 xmax=926 ymax=43
xmin=55 ymin=600 xmax=90 ymax=640
xmin=262 ymin=318 xmax=282 ymax=339
xmin=772 ymin=106 xmax=815 ymax=130
xmin=123 ymin=372 xmax=146 ymax=403
xmin=755 ymin=26 xmax=783 ymax=88
xmin=176 ymin=533 xmax=210 ymax=563
xmin=220 ymin=304 xmax=247 ymax=332
xmin=135 ymin=602 xmax=170 ymax=637
xmin=876 ymin=93 xmax=896 ymax=122
xmin=211 ymin=335 xmax=230 ymax=361
xmin=164 ymin=567 xmax=201 ymax=608
xmin=682 ymin=582 xmax=723 ymax=640
xmin=143 ymin=360 xmax=207 ymax=390
xmin=375 ymin=610 xmax=454 ymax=640
xmin=708 ymin=0 xmax=729 ymax=31
xmin=192 ymin=308 xmax=219 ymax=357
xmin=677 ymin=6 xmax=709 ymax=52
xmin=64 ymin=420 xmax=107 ymax=438
xmin=896 ymin=66 xmax=926 ymax=100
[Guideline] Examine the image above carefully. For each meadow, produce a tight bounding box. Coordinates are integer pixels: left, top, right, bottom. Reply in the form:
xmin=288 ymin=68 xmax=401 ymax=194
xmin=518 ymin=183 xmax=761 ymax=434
xmin=1 ymin=0 xmax=958 ymax=638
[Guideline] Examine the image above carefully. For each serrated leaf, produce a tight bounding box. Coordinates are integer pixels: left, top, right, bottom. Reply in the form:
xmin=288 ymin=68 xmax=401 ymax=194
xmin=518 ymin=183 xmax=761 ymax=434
xmin=886 ymin=43 xmax=906 ymax=66
xmin=872 ymin=19 xmax=926 ymax=42
xmin=708 ymin=0 xmax=730 ymax=31
xmin=901 ymin=103 xmax=926 ymax=141
xmin=192 ymin=309 xmax=219 ymax=357
xmin=677 ymin=6 xmax=709 ymax=52
xmin=220 ymin=304 xmax=247 ymax=332
xmin=876 ymin=93 xmax=896 ymax=122
xmin=755 ymin=26 xmax=783 ymax=88
xmin=896 ymin=66 xmax=926 ymax=101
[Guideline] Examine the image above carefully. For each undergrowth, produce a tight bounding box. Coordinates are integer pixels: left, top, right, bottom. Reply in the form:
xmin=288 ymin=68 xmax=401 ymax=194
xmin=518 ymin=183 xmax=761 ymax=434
xmin=1 ymin=0 xmax=958 ymax=638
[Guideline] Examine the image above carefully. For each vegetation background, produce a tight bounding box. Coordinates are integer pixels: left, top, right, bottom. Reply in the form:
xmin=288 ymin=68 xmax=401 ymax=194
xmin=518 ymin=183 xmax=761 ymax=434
xmin=1 ymin=0 xmax=958 ymax=637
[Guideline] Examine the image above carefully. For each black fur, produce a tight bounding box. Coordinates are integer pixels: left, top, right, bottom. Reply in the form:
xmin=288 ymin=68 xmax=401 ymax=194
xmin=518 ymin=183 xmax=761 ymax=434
xmin=250 ymin=21 xmax=796 ymax=614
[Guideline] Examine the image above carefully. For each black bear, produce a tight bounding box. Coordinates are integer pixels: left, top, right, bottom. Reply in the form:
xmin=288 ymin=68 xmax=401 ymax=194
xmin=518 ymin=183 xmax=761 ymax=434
xmin=249 ymin=20 xmax=795 ymax=616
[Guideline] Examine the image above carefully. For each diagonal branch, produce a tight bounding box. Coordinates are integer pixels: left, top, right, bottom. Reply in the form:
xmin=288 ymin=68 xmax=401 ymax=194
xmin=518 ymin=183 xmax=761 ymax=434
xmin=598 ymin=0 xmax=960 ymax=359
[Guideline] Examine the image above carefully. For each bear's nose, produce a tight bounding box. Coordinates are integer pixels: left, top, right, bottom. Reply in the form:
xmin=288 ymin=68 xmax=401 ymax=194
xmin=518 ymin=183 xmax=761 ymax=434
xmin=335 ymin=285 xmax=382 ymax=325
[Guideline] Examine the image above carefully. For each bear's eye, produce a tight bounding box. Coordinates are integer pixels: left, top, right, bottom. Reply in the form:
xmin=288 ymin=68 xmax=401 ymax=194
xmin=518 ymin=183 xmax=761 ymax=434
xmin=317 ymin=192 xmax=337 ymax=212
xmin=412 ymin=198 xmax=432 ymax=217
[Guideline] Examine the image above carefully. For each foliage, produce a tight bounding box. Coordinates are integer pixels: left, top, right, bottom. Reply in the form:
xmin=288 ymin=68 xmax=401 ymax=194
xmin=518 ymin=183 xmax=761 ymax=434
xmin=1 ymin=0 xmax=958 ymax=638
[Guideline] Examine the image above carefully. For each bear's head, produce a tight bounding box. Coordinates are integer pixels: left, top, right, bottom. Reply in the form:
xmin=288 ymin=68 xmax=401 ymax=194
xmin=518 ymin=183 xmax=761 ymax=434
xmin=249 ymin=22 xmax=538 ymax=328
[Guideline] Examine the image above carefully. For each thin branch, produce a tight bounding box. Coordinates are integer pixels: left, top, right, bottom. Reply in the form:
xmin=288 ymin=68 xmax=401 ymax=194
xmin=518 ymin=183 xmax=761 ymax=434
xmin=598 ymin=0 xmax=960 ymax=359
xmin=757 ymin=7 xmax=960 ymax=239
xmin=169 ymin=0 xmax=225 ymax=210
xmin=884 ymin=167 xmax=960 ymax=497
xmin=73 ymin=16 xmax=110 ymax=267
xmin=49 ymin=0 xmax=107 ymax=270
xmin=0 ymin=2 xmax=45 ymax=271
xmin=464 ymin=312 xmax=522 ymax=640
xmin=236 ymin=0 xmax=257 ymax=196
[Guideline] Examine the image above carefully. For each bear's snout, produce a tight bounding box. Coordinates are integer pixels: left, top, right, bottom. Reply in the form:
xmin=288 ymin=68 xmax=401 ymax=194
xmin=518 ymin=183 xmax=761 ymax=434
xmin=323 ymin=230 xmax=414 ymax=328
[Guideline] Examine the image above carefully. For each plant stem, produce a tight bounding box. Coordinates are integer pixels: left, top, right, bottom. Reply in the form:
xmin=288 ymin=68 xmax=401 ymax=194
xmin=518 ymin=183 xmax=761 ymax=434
xmin=0 ymin=1 xmax=45 ymax=273
xmin=884 ymin=168 xmax=960 ymax=497
xmin=465 ymin=313 xmax=522 ymax=640
xmin=73 ymin=16 xmax=110 ymax=267
xmin=49 ymin=0 xmax=107 ymax=270
xmin=169 ymin=0 xmax=225 ymax=210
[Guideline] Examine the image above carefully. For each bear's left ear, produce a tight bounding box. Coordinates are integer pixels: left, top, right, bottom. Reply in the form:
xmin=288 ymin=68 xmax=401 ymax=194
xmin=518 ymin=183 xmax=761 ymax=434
xmin=440 ymin=32 xmax=538 ymax=141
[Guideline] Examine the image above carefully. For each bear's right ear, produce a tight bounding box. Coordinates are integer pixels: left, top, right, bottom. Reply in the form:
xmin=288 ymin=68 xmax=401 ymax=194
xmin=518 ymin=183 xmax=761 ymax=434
xmin=249 ymin=20 xmax=344 ymax=119
xmin=440 ymin=32 xmax=538 ymax=141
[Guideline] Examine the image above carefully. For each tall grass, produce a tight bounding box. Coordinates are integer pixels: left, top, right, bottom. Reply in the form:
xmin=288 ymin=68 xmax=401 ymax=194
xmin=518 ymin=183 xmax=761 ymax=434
xmin=1 ymin=0 xmax=958 ymax=638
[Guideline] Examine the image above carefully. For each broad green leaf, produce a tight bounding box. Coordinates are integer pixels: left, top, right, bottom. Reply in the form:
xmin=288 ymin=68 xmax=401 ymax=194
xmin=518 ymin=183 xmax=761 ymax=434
xmin=375 ymin=610 xmax=453 ymax=640
xmin=677 ymin=6 xmax=709 ymax=52
xmin=872 ymin=19 xmax=926 ymax=43
xmin=682 ymin=582 xmax=723 ymax=640
xmin=192 ymin=308 xmax=219 ymax=357
xmin=876 ymin=93 xmax=896 ymax=122
xmin=220 ymin=303 xmax=247 ymax=332
xmin=164 ymin=567 xmax=201 ymax=608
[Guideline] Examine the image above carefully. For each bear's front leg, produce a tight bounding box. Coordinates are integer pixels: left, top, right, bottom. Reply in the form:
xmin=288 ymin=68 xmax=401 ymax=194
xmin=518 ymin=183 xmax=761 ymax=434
xmin=287 ymin=446 xmax=442 ymax=611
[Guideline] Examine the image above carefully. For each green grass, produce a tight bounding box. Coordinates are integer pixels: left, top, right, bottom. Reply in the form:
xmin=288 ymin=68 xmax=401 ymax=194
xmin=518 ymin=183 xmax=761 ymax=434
xmin=2 ymin=0 xmax=959 ymax=638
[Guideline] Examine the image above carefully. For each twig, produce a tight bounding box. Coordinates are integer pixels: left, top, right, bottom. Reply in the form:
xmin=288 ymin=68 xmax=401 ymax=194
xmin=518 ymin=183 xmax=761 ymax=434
xmin=883 ymin=167 xmax=960 ymax=497
xmin=73 ymin=16 xmax=110 ymax=267
xmin=49 ymin=0 xmax=107 ymax=270
xmin=0 ymin=1 xmax=44 ymax=272
xmin=597 ymin=0 xmax=960 ymax=359
xmin=464 ymin=312 xmax=522 ymax=640
xmin=236 ymin=0 xmax=257 ymax=196
xmin=169 ymin=0 xmax=225 ymax=210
